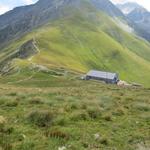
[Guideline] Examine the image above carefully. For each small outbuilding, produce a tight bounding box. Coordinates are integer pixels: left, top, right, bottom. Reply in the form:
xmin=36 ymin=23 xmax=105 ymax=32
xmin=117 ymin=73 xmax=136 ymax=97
xmin=85 ymin=70 xmax=119 ymax=84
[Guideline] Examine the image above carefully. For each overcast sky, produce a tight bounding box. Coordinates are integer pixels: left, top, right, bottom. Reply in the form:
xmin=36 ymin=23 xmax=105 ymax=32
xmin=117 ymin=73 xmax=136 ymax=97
xmin=0 ymin=0 xmax=150 ymax=15
xmin=0 ymin=0 xmax=38 ymax=15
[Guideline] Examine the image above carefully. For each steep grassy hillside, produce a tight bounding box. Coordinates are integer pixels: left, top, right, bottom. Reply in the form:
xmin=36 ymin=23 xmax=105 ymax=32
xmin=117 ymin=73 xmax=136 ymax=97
xmin=0 ymin=1 xmax=150 ymax=150
xmin=0 ymin=9 xmax=150 ymax=86
xmin=0 ymin=72 xmax=150 ymax=150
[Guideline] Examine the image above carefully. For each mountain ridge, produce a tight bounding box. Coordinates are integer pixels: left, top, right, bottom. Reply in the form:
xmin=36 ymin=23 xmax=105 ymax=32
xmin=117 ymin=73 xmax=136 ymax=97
xmin=0 ymin=0 xmax=126 ymax=47
xmin=117 ymin=2 xmax=150 ymax=41
xmin=117 ymin=2 xmax=147 ymax=14
xmin=0 ymin=0 xmax=150 ymax=86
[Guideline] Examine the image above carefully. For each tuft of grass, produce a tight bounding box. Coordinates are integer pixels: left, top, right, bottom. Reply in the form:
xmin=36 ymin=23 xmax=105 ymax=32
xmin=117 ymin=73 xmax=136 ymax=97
xmin=103 ymin=113 xmax=112 ymax=121
xmin=70 ymin=110 xmax=89 ymax=121
xmin=100 ymin=137 xmax=109 ymax=145
xmin=112 ymin=107 xmax=126 ymax=116
xmin=87 ymin=107 xmax=102 ymax=119
xmin=5 ymin=100 xmax=19 ymax=107
xmin=16 ymin=140 xmax=35 ymax=150
xmin=134 ymin=103 xmax=150 ymax=112
xmin=29 ymin=97 xmax=44 ymax=104
xmin=54 ymin=116 xmax=68 ymax=126
xmin=0 ymin=116 xmax=7 ymax=130
xmin=7 ymin=92 xmax=17 ymax=97
xmin=27 ymin=110 xmax=55 ymax=127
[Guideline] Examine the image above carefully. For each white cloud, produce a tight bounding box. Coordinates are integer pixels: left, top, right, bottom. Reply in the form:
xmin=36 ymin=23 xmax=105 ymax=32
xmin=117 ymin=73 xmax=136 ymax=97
xmin=23 ymin=0 xmax=35 ymax=5
xmin=0 ymin=4 xmax=10 ymax=15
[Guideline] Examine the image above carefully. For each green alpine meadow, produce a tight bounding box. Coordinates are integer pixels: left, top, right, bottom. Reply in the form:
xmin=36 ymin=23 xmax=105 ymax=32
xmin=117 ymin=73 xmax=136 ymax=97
xmin=0 ymin=0 xmax=150 ymax=149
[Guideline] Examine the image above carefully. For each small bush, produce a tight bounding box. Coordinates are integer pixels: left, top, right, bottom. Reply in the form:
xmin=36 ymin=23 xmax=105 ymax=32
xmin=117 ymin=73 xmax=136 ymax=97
xmin=5 ymin=100 xmax=19 ymax=107
xmin=125 ymin=97 xmax=134 ymax=101
xmin=87 ymin=107 xmax=102 ymax=119
xmin=0 ymin=99 xmax=5 ymax=105
xmin=4 ymin=127 xmax=14 ymax=134
xmin=64 ymin=103 xmax=81 ymax=112
xmin=54 ymin=116 xmax=67 ymax=126
xmin=70 ymin=111 xmax=89 ymax=121
xmin=17 ymin=140 xmax=35 ymax=150
xmin=0 ymin=116 xmax=7 ymax=131
xmin=112 ymin=107 xmax=126 ymax=116
xmin=64 ymin=105 xmax=72 ymax=112
xmin=80 ymin=103 xmax=87 ymax=110
xmin=27 ymin=110 xmax=55 ymax=127
xmin=82 ymin=142 xmax=89 ymax=148
xmin=134 ymin=103 xmax=150 ymax=112
xmin=70 ymin=103 xmax=79 ymax=110
xmin=114 ymin=96 xmax=121 ymax=100
xmin=100 ymin=137 xmax=109 ymax=145
xmin=103 ymin=113 xmax=112 ymax=121
xmin=29 ymin=97 xmax=44 ymax=104
xmin=0 ymin=117 xmax=14 ymax=150
xmin=0 ymin=140 xmax=13 ymax=150
xmin=8 ymin=92 xmax=17 ymax=96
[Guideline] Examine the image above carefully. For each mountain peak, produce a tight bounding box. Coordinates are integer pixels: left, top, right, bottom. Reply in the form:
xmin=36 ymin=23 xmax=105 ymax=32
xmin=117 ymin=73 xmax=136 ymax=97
xmin=117 ymin=2 xmax=147 ymax=14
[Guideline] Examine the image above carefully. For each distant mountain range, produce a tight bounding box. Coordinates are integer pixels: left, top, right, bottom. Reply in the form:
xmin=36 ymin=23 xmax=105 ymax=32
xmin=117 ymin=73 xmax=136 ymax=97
xmin=117 ymin=2 xmax=146 ymax=14
xmin=0 ymin=0 xmax=150 ymax=86
xmin=117 ymin=2 xmax=150 ymax=41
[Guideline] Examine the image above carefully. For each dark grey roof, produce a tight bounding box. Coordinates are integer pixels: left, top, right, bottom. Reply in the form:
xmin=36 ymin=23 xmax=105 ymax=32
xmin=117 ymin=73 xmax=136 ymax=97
xmin=87 ymin=70 xmax=117 ymax=80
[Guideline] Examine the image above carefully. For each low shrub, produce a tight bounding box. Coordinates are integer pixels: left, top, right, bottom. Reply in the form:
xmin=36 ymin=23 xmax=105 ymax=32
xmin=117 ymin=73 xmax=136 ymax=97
xmin=87 ymin=107 xmax=102 ymax=119
xmin=16 ymin=140 xmax=35 ymax=150
xmin=8 ymin=92 xmax=17 ymax=96
xmin=125 ymin=97 xmax=134 ymax=101
xmin=70 ymin=111 xmax=89 ymax=121
xmin=64 ymin=103 xmax=79 ymax=112
xmin=100 ymin=137 xmax=109 ymax=145
xmin=64 ymin=104 xmax=72 ymax=112
xmin=29 ymin=97 xmax=44 ymax=104
xmin=27 ymin=110 xmax=55 ymax=127
xmin=5 ymin=100 xmax=19 ymax=107
xmin=103 ymin=114 xmax=112 ymax=121
xmin=0 ymin=116 xmax=7 ymax=131
xmin=80 ymin=103 xmax=87 ymax=110
xmin=0 ymin=99 xmax=5 ymax=105
xmin=112 ymin=107 xmax=126 ymax=116
xmin=54 ymin=116 xmax=68 ymax=126
xmin=70 ymin=103 xmax=79 ymax=110
xmin=134 ymin=103 xmax=150 ymax=112
xmin=0 ymin=140 xmax=13 ymax=150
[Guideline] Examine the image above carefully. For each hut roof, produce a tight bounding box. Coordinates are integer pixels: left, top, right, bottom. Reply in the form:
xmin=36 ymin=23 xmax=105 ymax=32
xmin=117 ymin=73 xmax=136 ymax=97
xmin=87 ymin=70 xmax=117 ymax=80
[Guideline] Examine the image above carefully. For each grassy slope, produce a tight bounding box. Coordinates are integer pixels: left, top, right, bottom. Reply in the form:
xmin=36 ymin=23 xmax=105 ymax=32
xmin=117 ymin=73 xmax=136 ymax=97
xmin=0 ymin=7 xmax=150 ymax=86
xmin=0 ymin=3 xmax=150 ymax=150
xmin=0 ymin=73 xmax=150 ymax=150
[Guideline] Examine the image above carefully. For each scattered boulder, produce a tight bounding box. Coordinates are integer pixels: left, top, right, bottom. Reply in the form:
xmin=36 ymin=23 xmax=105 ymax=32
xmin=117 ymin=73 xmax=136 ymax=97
xmin=0 ymin=116 xmax=7 ymax=130
xmin=94 ymin=133 xmax=101 ymax=140
xmin=137 ymin=143 xmax=150 ymax=150
xmin=117 ymin=80 xmax=131 ymax=87
xmin=0 ymin=115 xmax=7 ymax=125
xmin=58 ymin=146 xmax=66 ymax=150
xmin=30 ymin=64 xmax=50 ymax=73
